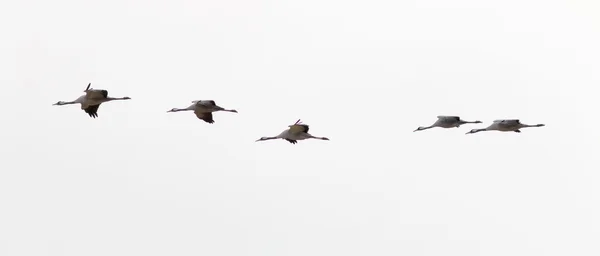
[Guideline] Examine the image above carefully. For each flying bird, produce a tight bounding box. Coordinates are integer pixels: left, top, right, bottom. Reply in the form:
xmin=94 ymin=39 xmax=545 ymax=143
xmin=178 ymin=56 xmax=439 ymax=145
xmin=414 ymin=116 xmax=482 ymax=132
xmin=256 ymin=119 xmax=330 ymax=144
xmin=167 ymin=100 xmax=237 ymax=124
xmin=52 ymin=83 xmax=131 ymax=118
xmin=466 ymin=119 xmax=545 ymax=134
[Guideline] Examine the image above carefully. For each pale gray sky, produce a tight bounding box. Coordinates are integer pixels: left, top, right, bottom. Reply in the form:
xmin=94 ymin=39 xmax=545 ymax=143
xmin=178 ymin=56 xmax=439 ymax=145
xmin=1 ymin=0 xmax=599 ymax=255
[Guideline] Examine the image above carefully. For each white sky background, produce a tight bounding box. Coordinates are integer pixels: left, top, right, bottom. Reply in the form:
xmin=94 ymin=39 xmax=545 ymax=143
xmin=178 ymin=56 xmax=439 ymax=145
xmin=1 ymin=0 xmax=599 ymax=255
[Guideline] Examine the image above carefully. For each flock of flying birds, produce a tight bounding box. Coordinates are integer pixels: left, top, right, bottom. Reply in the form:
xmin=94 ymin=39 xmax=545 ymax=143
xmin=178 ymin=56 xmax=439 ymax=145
xmin=53 ymin=83 xmax=546 ymax=144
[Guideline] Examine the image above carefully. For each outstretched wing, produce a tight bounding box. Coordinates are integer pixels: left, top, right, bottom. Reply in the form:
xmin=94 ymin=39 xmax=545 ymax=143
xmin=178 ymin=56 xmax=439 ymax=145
xmin=497 ymin=119 xmax=521 ymax=127
xmin=193 ymin=100 xmax=216 ymax=106
xmin=437 ymin=116 xmax=461 ymax=123
xmin=289 ymin=124 xmax=309 ymax=134
xmin=494 ymin=119 xmax=520 ymax=123
xmin=83 ymin=104 xmax=101 ymax=118
xmin=194 ymin=110 xmax=214 ymax=123
xmin=437 ymin=115 xmax=460 ymax=121
xmin=86 ymin=89 xmax=108 ymax=100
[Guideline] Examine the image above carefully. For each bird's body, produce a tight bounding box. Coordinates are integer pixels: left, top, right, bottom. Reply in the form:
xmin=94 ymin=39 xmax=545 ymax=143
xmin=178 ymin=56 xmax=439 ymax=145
xmin=414 ymin=115 xmax=482 ymax=132
xmin=53 ymin=83 xmax=131 ymax=118
xmin=466 ymin=119 xmax=545 ymax=134
xmin=256 ymin=119 xmax=329 ymax=144
xmin=167 ymin=100 xmax=237 ymax=123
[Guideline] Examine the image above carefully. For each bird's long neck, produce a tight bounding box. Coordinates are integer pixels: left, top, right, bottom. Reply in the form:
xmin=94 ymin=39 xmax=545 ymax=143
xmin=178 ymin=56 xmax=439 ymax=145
xmin=171 ymin=105 xmax=197 ymax=112
xmin=173 ymin=108 xmax=193 ymax=112
xmin=55 ymin=101 xmax=78 ymax=105
xmin=461 ymin=120 xmax=481 ymax=124
xmin=415 ymin=125 xmax=434 ymax=131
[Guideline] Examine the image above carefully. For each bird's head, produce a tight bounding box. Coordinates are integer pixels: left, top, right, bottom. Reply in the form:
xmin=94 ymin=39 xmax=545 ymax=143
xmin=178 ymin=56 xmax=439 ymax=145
xmin=474 ymin=120 xmax=483 ymax=124
xmin=53 ymin=101 xmax=65 ymax=106
xmin=167 ymin=108 xmax=178 ymax=113
xmin=122 ymin=96 xmax=132 ymax=100
xmin=465 ymin=129 xmax=479 ymax=134
xmin=413 ymin=126 xmax=425 ymax=132
xmin=255 ymin=137 xmax=272 ymax=142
